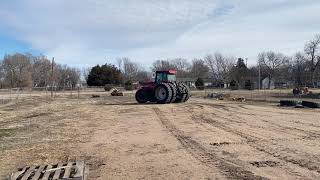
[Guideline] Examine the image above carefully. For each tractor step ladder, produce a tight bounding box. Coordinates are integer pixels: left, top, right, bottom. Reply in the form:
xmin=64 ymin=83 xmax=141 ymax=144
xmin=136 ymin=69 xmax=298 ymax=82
xmin=10 ymin=161 xmax=88 ymax=180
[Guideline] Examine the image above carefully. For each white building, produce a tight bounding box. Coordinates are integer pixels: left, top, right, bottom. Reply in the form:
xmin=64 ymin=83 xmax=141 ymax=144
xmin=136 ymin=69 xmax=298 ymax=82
xmin=262 ymin=77 xmax=275 ymax=89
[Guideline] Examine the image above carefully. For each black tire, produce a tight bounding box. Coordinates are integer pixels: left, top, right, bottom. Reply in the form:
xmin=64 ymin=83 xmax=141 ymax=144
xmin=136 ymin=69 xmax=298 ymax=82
xmin=181 ymin=83 xmax=190 ymax=102
xmin=167 ymin=83 xmax=177 ymax=103
xmin=135 ymin=89 xmax=148 ymax=103
xmin=279 ymin=100 xmax=298 ymax=107
xmin=181 ymin=94 xmax=188 ymax=102
xmin=155 ymin=83 xmax=172 ymax=104
xmin=174 ymin=82 xmax=186 ymax=103
xmin=302 ymin=101 xmax=320 ymax=108
xmin=174 ymin=96 xmax=183 ymax=103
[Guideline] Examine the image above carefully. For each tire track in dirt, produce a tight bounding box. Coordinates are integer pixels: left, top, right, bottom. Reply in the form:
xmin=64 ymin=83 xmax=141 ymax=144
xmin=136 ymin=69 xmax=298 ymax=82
xmin=199 ymin=103 xmax=320 ymax=140
xmin=225 ymin=106 xmax=320 ymax=130
xmin=152 ymin=107 xmax=267 ymax=180
xmin=231 ymin=112 xmax=320 ymax=140
xmin=190 ymin=112 xmax=320 ymax=176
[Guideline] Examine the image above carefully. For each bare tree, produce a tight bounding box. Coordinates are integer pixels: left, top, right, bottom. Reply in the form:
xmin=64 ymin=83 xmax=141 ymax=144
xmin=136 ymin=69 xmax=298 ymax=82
xmin=2 ymin=53 xmax=32 ymax=88
xmin=122 ymin=58 xmax=139 ymax=81
xmin=54 ymin=64 xmax=80 ymax=88
xmin=204 ymin=54 xmax=216 ymax=79
xmin=151 ymin=60 xmax=175 ymax=71
xmin=292 ymin=52 xmax=308 ymax=86
xmin=190 ymin=59 xmax=209 ymax=78
xmin=171 ymin=58 xmax=191 ymax=78
xmin=31 ymin=55 xmax=52 ymax=87
xmin=0 ymin=61 xmax=4 ymax=88
xmin=135 ymin=71 xmax=151 ymax=82
xmin=304 ymin=34 xmax=320 ymax=86
xmin=116 ymin=58 xmax=123 ymax=71
xmin=82 ymin=67 xmax=91 ymax=83
xmin=171 ymin=58 xmax=190 ymax=71
xmin=258 ymin=51 xmax=288 ymax=88
xmin=0 ymin=53 xmax=81 ymax=89
xmin=204 ymin=53 xmax=235 ymax=84
xmin=216 ymin=55 xmax=235 ymax=84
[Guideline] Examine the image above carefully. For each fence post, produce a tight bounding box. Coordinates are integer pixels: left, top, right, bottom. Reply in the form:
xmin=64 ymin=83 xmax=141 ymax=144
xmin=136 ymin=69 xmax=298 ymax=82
xmin=204 ymin=86 xmax=206 ymax=98
xmin=78 ymin=87 xmax=80 ymax=99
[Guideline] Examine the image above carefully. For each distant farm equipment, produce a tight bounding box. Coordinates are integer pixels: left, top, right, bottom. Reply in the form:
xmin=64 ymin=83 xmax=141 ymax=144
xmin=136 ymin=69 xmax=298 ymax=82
xmin=111 ymin=88 xmax=123 ymax=96
xmin=135 ymin=70 xmax=190 ymax=104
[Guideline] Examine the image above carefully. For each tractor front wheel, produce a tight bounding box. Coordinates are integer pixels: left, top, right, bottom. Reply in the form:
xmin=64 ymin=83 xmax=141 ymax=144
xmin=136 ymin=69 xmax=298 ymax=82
xmin=135 ymin=89 xmax=148 ymax=103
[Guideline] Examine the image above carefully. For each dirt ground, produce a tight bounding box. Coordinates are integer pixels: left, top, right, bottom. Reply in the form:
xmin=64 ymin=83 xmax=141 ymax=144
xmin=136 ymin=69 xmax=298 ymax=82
xmin=1 ymin=93 xmax=320 ymax=179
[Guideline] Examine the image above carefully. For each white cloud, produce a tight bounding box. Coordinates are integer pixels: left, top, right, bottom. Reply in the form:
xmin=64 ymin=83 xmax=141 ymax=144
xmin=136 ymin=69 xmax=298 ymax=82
xmin=1 ymin=0 xmax=320 ymax=67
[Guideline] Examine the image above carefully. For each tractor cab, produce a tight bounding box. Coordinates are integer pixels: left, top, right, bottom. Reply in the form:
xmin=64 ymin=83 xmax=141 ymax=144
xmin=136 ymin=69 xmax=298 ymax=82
xmin=154 ymin=70 xmax=177 ymax=84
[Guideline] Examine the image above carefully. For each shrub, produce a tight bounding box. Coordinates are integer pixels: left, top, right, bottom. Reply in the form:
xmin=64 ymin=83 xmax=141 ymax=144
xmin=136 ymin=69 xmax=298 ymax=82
xmin=195 ymin=78 xmax=205 ymax=90
xmin=124 ymin=80 xmax=133 ymax=90
xmin=230 ymin=80 xmax=239 ymax=90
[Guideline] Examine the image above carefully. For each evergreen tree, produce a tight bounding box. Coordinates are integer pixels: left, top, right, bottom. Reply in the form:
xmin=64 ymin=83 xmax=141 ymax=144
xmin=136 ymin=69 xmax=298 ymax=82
xmin=87 ymin=64 xmax=122 ymax=86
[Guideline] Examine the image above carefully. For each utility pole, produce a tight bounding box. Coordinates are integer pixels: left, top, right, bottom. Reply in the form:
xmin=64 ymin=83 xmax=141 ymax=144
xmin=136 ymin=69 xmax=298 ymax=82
xmin=258 ymin=62 xmax=261 ymax=90
xmin=51 ymin=57 xmax=54 ymax=98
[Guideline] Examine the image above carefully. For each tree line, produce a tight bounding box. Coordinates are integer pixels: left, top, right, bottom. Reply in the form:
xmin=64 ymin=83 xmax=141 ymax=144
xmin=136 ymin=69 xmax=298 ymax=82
xmin=0 ymin=53 xmax=80 ymax=89
xmin=87 ymin=34 xmax=320 ymax=89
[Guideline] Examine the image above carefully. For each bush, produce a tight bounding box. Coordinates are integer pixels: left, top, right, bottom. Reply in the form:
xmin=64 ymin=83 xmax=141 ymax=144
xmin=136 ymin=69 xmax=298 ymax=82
xmin=195 ymin=78 xmax=204 ymax=90
xmin=230 ymin=80 xmax=239 ymax=90
xmin=124 ymin=80 xmax=133 ymax=90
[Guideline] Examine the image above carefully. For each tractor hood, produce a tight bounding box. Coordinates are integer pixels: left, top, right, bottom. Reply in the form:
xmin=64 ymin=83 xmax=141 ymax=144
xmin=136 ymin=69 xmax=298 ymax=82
xmin=140 ymin=81 xmax=154 ymax=86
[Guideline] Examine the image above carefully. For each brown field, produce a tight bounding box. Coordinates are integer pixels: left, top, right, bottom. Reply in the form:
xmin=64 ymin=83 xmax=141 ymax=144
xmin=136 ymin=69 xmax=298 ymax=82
xmin=1 ymin=91 xmax=320 ymax=179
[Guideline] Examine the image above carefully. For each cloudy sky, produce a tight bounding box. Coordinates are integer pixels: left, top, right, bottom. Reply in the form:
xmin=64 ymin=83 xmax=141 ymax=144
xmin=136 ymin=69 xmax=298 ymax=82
xmin=0 ymin=0 xmax=320 ymax=68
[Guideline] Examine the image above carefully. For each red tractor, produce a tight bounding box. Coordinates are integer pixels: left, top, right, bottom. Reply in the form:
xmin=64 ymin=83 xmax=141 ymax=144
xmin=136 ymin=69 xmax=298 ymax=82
xmin=135 ymin=70 xmax=190 ymax=104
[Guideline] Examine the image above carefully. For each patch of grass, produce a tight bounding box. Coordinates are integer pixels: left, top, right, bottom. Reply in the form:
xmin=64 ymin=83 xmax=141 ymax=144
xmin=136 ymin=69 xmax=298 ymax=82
xmin=0 ymin=128 xmax=17 ymax=138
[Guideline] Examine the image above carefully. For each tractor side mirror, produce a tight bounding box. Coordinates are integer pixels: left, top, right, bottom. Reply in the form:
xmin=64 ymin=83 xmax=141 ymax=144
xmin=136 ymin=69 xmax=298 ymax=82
xmin=152 ymin=72 xmax=155 ymax=79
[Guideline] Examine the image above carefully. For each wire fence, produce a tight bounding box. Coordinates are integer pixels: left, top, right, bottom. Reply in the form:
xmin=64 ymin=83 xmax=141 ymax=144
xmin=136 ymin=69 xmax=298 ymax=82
xmin=1 ymin=86 xmax=320 ymax=105
xmin=193 ymin=87 xmax=320 ymax=103
xmin=0 ymin=86 xmax=135 ymax=104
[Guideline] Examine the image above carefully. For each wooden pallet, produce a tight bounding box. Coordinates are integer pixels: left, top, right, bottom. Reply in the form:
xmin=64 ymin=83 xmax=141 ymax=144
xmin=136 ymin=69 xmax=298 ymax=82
xmin=10 ymin=161 xmax=88 ymax=180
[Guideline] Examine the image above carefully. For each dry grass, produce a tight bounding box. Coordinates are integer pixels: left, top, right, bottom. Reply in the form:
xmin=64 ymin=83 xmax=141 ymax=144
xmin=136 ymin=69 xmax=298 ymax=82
xmin=0 ymin=91 xmax=320 ymax=179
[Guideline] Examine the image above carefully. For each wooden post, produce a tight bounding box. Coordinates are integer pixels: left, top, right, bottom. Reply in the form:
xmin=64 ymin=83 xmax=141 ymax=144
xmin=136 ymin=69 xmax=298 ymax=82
xmin=51 ymin=57 xmax=54 ymax=98
xmin=78 ymin=86 xmax=80 ymax=99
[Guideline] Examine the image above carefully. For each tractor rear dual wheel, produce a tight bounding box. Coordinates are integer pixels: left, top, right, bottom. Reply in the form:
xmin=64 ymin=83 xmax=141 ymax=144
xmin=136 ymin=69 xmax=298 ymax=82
xmin=181 ymin=83 xmax=190 ymax=102
xmin=174 ymin=82 xmax=190 ymax=103
xmin=167 ymin=83 xmax=177 ymax=103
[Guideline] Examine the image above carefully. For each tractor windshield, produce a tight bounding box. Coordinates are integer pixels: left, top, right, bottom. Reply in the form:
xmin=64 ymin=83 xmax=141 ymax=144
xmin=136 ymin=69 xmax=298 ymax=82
xmin=167 ymin=74 xmax=176 ymax=81
xmin=156 ymin=73 xmax=176 ymax=83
